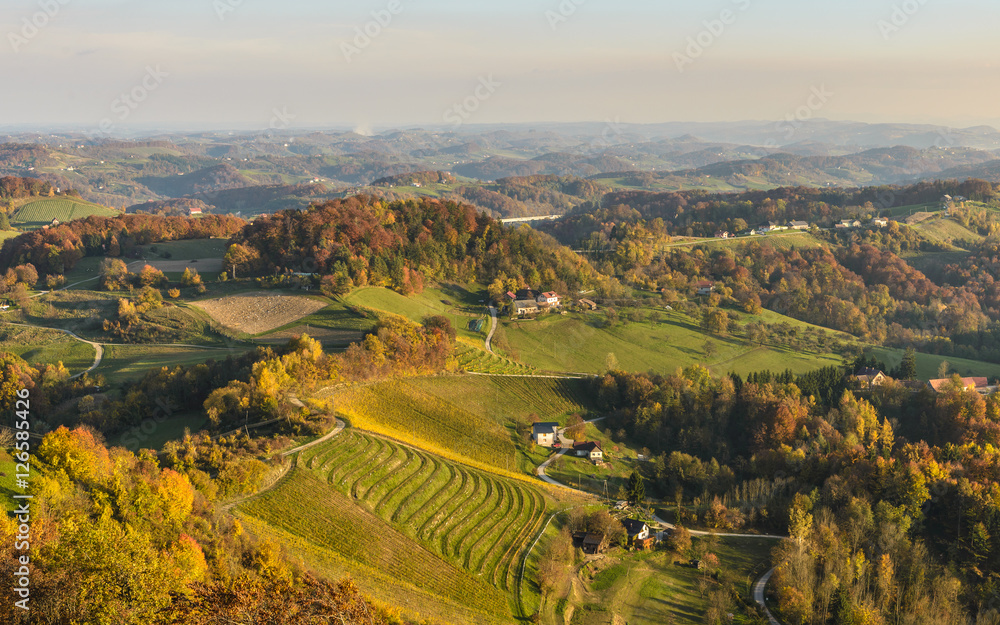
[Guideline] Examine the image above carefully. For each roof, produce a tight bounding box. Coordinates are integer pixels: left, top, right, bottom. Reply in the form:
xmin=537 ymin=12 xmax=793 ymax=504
xmin=695 ymin=280 xmax=714 ymax=289
xmin=928 ymin=377 xmax=989 ymax=392
xmin=582 ymin=533 xmax=603 ymax=545
xmin=789 ymin=220 xmax=808 ymax=226
xmin=856 ymin=367 xmax=884 ymax=377
xmin=541 ymin=291 xmax=559 ymax=299
xmin=532 ymin=422 xmax=559 ymax=435
xmin=573 ymin=441 xmax=603 ymax=453
xmin=621 ymin=518 xmax=648 ymax=535
xmin=515 ymin=299 xmax=538 ymax=309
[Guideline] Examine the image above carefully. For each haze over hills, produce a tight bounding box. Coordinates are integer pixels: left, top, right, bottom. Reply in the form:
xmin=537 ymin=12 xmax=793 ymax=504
xmin=3 ymin=119 xmax=1000 ymax=219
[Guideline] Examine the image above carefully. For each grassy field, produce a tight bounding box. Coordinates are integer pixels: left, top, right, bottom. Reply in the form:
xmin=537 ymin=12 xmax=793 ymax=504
xmin=239 ymin=431 xmax=552 ymax=623
xmin=499 ymin=307 xmax=849 ymax=377
xmin=870 ymin=346 xmax=1000 ymax=381
xmin=95 ymin=344 xmax=249 ymax=384
xmin=663 ymin=231 xmax=827 ymax=252
xmin=12 ymin=197 xmax=119 ymax=229
xmin=328 ymin=375 xmax=596 ymax=477
xmin=256 ymin=300 xmax=377 ymax=347
xmin=0 ymin=323 xmax=96 ymax=374
xmin=911 ymin=216 xmax=983 ymax=248
xmin=343 ymin=285 xmax=488 ymax=344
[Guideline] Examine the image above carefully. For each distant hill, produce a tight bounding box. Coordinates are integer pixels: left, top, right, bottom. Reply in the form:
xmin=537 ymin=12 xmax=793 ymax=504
xmin=137 ymin=163 xmax=257 ymax=197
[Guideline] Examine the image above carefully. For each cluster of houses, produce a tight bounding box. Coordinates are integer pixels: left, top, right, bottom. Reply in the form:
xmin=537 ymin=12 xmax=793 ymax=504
xmin=836 ymin=217 xmax=889 ymax=229
xmin=578 ymin=518 xmax=657 ymax=554
xmin=531 ymin=422 xmax=605 ymax=464
xmin=508 ymin=289 xmax=562 ymax=316
xmin=715 ymin=217 xmax=891 ymax=239
xmin=853 ymin=367 xmax=999 ymax=394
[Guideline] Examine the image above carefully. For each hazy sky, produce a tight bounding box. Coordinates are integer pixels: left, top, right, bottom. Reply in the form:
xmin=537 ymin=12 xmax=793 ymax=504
xmin=2 ymin=0 xmax=999 ymax=132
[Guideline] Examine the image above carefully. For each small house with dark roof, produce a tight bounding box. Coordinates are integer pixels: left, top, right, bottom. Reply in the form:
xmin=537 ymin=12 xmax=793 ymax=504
xmin=855 ymin=367 xmax=890 ymax=388
xmin=621 ymin=518 xmax=650 ymax=542
xmin=532 ymin=422 xmax=560 ymax=447
xmin=573 ymin=441 xmax=604 ymax=464
xmin=514 ymin=300 xmax=539 ymax=316
xmin=582 ymin=532 xmax=607 ymax=554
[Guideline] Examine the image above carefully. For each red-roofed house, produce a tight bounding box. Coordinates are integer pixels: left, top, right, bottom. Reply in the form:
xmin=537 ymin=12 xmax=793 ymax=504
xmin=536 ymin=292 xmax=561 ymax=307
xmin=696 ymin=281 xmax=715 ymax=296
xmin=928 ymin=377 xmax=993 ymax=394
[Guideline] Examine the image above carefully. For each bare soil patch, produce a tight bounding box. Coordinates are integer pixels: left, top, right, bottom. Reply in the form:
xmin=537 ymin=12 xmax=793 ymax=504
xmin=193 ymin=292 xmax=327 ymax=334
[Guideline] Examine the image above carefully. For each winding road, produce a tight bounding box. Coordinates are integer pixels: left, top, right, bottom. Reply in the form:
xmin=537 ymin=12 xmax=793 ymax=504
xmin=754 ymin=568 xmax=781 ymax=625
xmin=484 ymin=306 xmax=498 ymax=354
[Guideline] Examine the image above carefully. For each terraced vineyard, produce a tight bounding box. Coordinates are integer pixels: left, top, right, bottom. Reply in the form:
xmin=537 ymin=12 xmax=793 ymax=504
xmin=12 ymin=198 xmax=119 ymax=228
xmin=239 ymin=431 xmax=549 ymax=620
xmin=457 ymin=343 xmax=540 ymax=375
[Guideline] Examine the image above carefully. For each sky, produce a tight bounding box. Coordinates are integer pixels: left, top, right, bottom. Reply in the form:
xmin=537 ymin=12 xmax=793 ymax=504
xmin=2 ymin=0 xmax=999 ymax=132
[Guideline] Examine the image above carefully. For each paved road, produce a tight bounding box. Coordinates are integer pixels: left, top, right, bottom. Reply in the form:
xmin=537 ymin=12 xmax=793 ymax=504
xmin=485 ymin=306 xmax=498 ymax=354
xmin=754 ymin=567 xmax=781 ymax=625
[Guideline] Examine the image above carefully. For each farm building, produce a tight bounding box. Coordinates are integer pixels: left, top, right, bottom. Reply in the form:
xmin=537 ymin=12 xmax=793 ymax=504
xmin=532 ymin=422 xmax=560 ymax=447
xmin=836 ymin=219 xmax=862 ymax=229
xmin=695 ymin=280 xmax=715 ymax=296
xmin=573 ymin=441 xmax=604 ymax=464
xmin=187 ymin=206 xmax=203 ymax=216
xmin=582 ymin=533 xmax=607 ymax=554
xmin=872 ymin=218 xmax=889 ymax=227
xmin=514 ymin=300 xmax=539 ymax=316
xmin=788 ymin=220 xmax=809 ymax=230
xmin=714 ymin=230 xmax=730 ymax=239
xmin=578 ymin=298 xmax=598 ymax=311
xmin=621 ymin=518 xmax=650 ymax=543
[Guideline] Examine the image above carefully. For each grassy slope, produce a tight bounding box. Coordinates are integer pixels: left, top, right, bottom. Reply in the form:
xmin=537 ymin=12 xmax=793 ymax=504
xmin=871 ymin=346 xmax=1000 ymax=381
xmin=499 ymin=308 xmax=847 ymax=377
xmin=0 ymin=323 xmax=95 ymax=374
xmin=328 ymin=375 xmax=596 ymax=479
xmin=95 ymin=344 xmax=249 ymax=384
